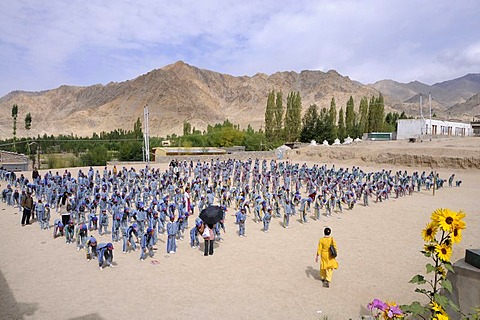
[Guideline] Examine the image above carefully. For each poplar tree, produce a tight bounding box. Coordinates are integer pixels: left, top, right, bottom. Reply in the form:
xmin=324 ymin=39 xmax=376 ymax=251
xmin=327 ymin=97 xmax=337 ymax=142
xmin=359 ymin=97 xmax=369 ymax=134
xmin=300 ymin=104 xmax=318 ymax=142
xmin=337 ymin=107 xmax=346 ymax=142
xmin=274 ymin=91 xmax=284 ymax=141
xmin=345 ymin=96 xmax=355 ymax=137
xmin=12 ymin=104 xmax=18 ymax=151
xmin=25 ymin=112 xmax=32 ymax=130
xmin=264 ymin=90 xmax=275 ymax=140
xmin=292 ymin=91 xmax=302 ymax=141
xmin=284 ymin=92 xmax=295 ymax=141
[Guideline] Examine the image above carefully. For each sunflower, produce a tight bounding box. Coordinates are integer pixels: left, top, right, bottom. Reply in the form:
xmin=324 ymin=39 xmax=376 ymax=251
xmin=435 ymin=266 xmax=447 ymax=279
xmin=433 ymin=314 xmax=449 ymax=320
xmin=431 ymin=301 xmax=445 ymax=313
xmin=436 ymin=208 xmax=458 ymax=232
xmin=422 ymin=222 xmax=438 ymax=242
xmin=424 ymin=243 xmax=437 ymax=254
xmin=451 ymin=227 xmax=463 ymax=244
xmin=435 ymin=243 xmax=452 ymax=262
xmin=430 ymin=208 xmax=445 ymax=224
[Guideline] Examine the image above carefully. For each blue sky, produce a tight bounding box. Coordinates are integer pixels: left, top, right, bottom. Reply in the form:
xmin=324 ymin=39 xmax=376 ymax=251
xmin=1 ymin=0 xmax=479 ymax=97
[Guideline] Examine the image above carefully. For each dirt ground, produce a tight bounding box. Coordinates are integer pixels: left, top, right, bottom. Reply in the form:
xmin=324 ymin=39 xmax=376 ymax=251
xmin=1 ymin=138 xmax=479 ymax=320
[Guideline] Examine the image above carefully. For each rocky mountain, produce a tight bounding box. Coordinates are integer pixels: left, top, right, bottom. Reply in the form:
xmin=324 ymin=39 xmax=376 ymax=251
xmin=370 ymin=73 xmax=480 ymax=109
xmin=0 ymin=61 xmax=477 ymax=141
xmin=447 ymin=93 xmax=480 ymax=119
xmin=0 ymin=61 xmax=384 ymax=140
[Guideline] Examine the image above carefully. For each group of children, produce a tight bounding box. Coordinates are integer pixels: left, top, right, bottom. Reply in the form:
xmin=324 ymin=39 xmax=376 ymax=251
xmin=0 ymin=159 xmax=461 ymax=269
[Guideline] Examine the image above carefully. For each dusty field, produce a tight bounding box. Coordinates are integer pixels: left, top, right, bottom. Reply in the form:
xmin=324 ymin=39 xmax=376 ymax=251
xmin=1 ymin=138 xmax=479 ymax=320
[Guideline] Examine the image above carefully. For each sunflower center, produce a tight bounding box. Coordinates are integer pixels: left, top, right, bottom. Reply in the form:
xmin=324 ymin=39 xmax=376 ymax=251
xmin=446 ymin=217 xmax=453 ymax=224
xmin=441 ymin=248 xmax=447 ymax=254
xmin=427 ymin=228 xmax=433 ymax=235
xmin=453 ymin=229 xmax=458 ymax=236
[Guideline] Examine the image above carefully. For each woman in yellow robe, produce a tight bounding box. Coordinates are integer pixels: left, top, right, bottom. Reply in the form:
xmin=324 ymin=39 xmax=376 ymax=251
xmin=315 ymin=227 xmax=338 ymax=287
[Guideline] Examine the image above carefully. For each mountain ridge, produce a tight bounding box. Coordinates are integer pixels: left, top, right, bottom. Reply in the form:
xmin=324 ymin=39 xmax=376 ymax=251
xmin=0 ymin=61 xmax=478 ymax=140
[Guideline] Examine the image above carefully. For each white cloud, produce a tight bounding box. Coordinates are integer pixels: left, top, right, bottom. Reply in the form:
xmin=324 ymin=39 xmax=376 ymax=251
xmin=0 ymin=0 xmax=479 ymax=96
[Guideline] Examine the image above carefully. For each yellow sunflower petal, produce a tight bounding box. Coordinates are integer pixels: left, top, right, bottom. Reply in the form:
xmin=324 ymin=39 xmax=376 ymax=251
xmin=435 ymin=243 xmax=452 ymax=262
xmin=422 ymin=222 xmax=438 ymax=242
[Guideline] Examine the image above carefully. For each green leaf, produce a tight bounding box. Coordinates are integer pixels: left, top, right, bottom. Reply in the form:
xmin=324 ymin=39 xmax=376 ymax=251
xmin=401 ymin=301 xmax=429 ymax=317
xmin=447 ymin=299 xmax=460 ymax=313
xmin=426 ymin=263 xmax=436 ymax=273
xmin=441 ymin=279 xmax=453 ymax=294
xmin=434 ymin=293 xmax=449 ymax=309
xmin=415 ymin=288 xmax=428 ymax=295
xmin=410 ymin=274 xmax=426 ymax=284
xmin=444 ymin=262 xmax=455 ymax=273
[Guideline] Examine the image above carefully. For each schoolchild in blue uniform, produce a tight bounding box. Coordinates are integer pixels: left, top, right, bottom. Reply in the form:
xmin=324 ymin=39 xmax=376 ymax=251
xmin=97 ymin=242 xmax=114 ymax=270
xmin=123 ymin=223 xmax=139 ymax=253
xmin=85 ymin=236 xmax=97 ymax=261
xmin=36 ymin=199 xmax=46 ymax=230
xmin=190 ymin=218 xmax=203 ymax=248
xmin=237 ymin=208 xmax=247 ymax=237
xmin=166 ymin=215 xmax=178 ymax=254
xmin=140 ymin=227 xmax=155 ymax=260
xmin=53 ymin=219 xmax=64 ymax=238
xmin=76 ymin=223 xmax=88 ymax=251
xmin=283 ymin=198 xmax=293 ymax=228
xmin=263 ymin=207 xmax=272 ymax=232
xmin=99 ymin=209 xmax=109 ymax=236
xmin=65 ymin=220 xmax=75 ymax=244
xmin=112 ymin=211 xmax=122 ymax=242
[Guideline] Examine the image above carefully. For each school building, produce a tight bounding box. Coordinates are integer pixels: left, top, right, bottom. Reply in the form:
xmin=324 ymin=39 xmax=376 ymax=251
xmin=396 ymin=119 xmax=473 ymax=140
xmin=152 ymin=147 xmax=227 ymax=159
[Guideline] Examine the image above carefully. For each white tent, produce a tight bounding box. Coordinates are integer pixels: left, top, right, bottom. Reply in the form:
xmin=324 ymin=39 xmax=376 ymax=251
xmin=322 ymin=140 xmax=329 ymax=146
xmin=310 ymin=140 xmax=317 ymax=146
xmin=343 ymin=136 xmax=353 ymax=144
xmin=333 ymin=138 xmax=341 ymax=145
xmin=276 ymin=145 xmax=291 ymax=160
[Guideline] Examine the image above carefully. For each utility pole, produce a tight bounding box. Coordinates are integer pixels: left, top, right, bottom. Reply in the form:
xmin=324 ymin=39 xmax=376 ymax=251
xmin=429 ymin=93 xmax=432 ymax=141
xmin=143 ymin=105 xmax=150 ymax=167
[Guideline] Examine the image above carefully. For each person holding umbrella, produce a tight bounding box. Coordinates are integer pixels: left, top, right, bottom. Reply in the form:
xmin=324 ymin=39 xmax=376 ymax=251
xmin=199 ymin=223 xmax=215 ymax=256
xmin=199 ymin=206 xmax=224 ymax=256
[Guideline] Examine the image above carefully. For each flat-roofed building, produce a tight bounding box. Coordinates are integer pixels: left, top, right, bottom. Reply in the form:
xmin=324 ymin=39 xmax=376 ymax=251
xmin=397 ymin=119 xmax=473 ymax=140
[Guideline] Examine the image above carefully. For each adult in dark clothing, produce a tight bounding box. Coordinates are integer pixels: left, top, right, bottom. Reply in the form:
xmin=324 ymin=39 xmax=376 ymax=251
xmin=21 ymin=191 xmax=34 ymax=226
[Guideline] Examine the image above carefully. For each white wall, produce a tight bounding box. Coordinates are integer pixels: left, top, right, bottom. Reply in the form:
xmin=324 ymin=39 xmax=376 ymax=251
xmin=397 ymin=119 xmax=473 ymax=140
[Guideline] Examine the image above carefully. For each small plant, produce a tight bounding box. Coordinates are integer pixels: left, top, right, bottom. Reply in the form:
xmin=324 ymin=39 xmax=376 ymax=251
xmin=402 ymin=208 xmax=466 ymax=319
xmin=367 ymin=298 xmax=404 ymax=319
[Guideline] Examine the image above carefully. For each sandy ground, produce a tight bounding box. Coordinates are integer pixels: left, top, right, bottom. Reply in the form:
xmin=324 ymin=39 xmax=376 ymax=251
xmin=1 ymin=138 xmax=480 ymax=320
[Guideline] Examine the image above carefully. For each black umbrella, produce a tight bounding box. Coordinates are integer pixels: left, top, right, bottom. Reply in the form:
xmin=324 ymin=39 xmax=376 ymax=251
xmin=199 ymin=205 xmax=224 ymax=225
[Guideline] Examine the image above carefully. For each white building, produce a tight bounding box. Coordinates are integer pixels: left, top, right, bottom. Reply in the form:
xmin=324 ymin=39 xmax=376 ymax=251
xmin=397 ymin=119 xmax=473 ymax=140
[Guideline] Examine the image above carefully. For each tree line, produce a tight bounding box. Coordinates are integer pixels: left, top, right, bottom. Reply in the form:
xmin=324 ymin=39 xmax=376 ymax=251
xmin=265 ymin=90 xmax=409 ymax=144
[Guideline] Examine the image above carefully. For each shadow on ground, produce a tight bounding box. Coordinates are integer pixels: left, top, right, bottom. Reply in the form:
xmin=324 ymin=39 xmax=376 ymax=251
xmin=0 ymin=268 xmax=38 ymax=319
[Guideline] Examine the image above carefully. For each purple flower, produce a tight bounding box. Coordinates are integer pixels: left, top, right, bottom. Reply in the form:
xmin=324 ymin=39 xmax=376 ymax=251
xmin=387 ymin=305 xmax=403 ymax=317
xmin=368 ymin=299 xmax=388 ymax=312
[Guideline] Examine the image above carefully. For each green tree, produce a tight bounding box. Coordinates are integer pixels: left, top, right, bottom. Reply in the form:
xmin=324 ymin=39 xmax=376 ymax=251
xmin=337 ymin=107 xmax=346 ymax=142
xmin=12 ymin=104 xmax=18 ymax=151
xmin=183 ymin=120 xmax=192 ymax=136
xmin=345 ymin=96 xmax=355 ymax=137
xmin=300 ymin=104 xmax=319 ymax=142
xmin=25 ymin=112 xmax=32 ymax=130
xmin=284 ymin=92 xmax=298 ymax=141
xmin=273 ymin=91 xmax=284 ymax=141
xmin=368 ymin=95 xmax=376 ymax=132
xmin=265 ymin=90 xmax=275 ymax=140
xmin=359 ymin=97 xmax=369 ymax=134
xmin=133 ymin=117 xmax=142 ymax=139
xmin=327 ymin=97 xmax=337 ymax=143
xmin=80 ymin=144 xmax=110 ymax=166
xmin=375 ymin=94 xmax=385 ymax=131
xmin=118 ymin=142 xmax=144 ymax=161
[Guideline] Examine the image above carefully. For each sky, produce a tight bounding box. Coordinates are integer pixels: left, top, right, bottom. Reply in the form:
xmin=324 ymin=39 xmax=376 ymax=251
xmin=1 ymin=0 xmax=479 ymax=97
